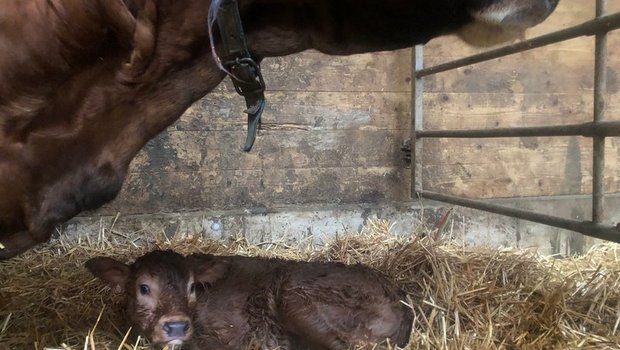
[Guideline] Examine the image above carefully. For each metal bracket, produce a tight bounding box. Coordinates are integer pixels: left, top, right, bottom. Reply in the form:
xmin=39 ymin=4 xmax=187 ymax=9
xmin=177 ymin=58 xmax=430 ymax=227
xmin=226 ymin=58 xmax=266 ymax=151
xmin=215 ymin=0 xmax=267 ymax=152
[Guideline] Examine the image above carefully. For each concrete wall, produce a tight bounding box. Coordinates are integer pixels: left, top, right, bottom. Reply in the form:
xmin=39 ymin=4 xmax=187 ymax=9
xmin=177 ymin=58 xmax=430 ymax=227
xmin=63 ymin=194 xmax=620 ymax=256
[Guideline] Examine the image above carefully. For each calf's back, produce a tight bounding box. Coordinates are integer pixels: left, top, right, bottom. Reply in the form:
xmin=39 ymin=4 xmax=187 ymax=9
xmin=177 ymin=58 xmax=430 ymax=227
xmin=189 ymin=254 xmax=413 ymax=349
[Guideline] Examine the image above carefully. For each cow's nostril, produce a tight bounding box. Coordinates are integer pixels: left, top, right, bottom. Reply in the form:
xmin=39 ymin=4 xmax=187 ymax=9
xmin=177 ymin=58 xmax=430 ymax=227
xmin=163 ymin=320 xmax=190 ymax=337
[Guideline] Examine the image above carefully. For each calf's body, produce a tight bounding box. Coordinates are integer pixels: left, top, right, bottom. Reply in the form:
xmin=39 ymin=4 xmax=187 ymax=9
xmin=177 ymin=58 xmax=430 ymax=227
xmin=87 ymin=250 xmax=413 ymax=349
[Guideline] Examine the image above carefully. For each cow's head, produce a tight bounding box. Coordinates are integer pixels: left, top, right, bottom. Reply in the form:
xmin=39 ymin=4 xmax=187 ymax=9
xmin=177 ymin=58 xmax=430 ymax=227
xmin=460 ymin=0 xmax=560 ymax=46
xmin=86 ymin=250 xmax=196 ymax=346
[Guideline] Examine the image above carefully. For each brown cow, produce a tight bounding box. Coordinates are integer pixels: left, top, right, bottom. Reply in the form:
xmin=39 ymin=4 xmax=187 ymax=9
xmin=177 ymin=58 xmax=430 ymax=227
xmin=0 ymin=0 xmax=559 ymax=259
xmin=86 ymin=249 xmax=414 ymax=349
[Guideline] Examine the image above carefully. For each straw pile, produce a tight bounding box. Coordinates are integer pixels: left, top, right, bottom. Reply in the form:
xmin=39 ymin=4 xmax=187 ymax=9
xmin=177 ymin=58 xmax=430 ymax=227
xmin=1 ymin=219 xmax=620 ymax=349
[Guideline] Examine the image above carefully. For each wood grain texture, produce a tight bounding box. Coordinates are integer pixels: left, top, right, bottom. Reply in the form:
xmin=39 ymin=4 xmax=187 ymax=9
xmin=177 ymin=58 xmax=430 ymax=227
xmin=419 ymin=0 xmax=620 ymax=198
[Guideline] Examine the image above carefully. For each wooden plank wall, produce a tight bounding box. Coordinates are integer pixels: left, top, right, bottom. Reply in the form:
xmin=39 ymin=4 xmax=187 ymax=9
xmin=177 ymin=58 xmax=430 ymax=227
xmin=422 ymin=0 xmax=620 ymax=200
xmin=103 ymin=52 xmax=411 ymax=214
xmin=101 ymin=0 xmax=620 ymax=215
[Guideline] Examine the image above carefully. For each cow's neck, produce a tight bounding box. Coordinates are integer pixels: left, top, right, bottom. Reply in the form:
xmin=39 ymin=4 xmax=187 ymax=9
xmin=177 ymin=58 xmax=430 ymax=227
xmin=237 ymin=0 xmax=472 ymax=58
xmin=209 ymin=0 xmax=470 ymax=151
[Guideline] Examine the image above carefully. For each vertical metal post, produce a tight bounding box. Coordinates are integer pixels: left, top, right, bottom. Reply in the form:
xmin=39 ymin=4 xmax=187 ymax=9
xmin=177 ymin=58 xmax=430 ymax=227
xmin=593 ymin=0 xmax=607 ymax=223
xmin=411 ymin=45 xmax=424 ymax=198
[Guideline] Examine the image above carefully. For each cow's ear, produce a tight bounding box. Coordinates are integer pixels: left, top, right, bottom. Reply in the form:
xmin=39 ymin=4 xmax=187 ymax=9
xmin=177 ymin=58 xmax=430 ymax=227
xmin=188 ymin=254 xmax=230 ymax=286
xmin=98 ymin=0 xmax=157 ymax=83
xmin=86 ymin=257 xmax=130 ymax=292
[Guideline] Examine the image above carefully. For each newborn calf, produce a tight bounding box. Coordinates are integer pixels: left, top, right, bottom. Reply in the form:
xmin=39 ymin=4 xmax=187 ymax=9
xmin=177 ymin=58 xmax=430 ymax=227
xmin=86 ymin=250 xmax=413 ymax=349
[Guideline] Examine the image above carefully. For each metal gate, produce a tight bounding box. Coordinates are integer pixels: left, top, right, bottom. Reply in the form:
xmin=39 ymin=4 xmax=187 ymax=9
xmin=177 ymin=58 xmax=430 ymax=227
xmin=410 ymin=0 xmax=620 ymax=243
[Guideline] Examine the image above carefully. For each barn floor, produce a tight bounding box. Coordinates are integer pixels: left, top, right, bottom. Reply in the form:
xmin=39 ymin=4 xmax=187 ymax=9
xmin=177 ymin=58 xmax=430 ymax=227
xmin=1 ymin=219 xmax=620 ymax=350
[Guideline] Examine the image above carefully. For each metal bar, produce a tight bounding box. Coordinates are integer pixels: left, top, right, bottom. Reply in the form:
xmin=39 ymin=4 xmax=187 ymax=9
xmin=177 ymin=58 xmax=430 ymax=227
xmin=416 ymin=12 xmax=620 ymax=78
xmin=411 ymin=45 xmax=424 ymax=197
xmin=593 ymin=0 xmax=608 ymax=224
xmin=419 ymin=191 xmax=620 ymax=243
xmin=415 ymin=120 xmax=620 ymax=139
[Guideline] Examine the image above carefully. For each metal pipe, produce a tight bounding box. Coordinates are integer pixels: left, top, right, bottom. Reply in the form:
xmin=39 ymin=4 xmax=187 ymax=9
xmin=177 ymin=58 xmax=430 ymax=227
xmin=411 ymin=45 xmax=425 ymax=197
xmin=415 ymin=121 xmax=620 ymax=139
xmin=593 ymin=0 xmax=608 ymax=224
xmin=419 ymin=191 xmax=620 ymax=243
xmin=416 ymin=12 xmax=620 ymax=78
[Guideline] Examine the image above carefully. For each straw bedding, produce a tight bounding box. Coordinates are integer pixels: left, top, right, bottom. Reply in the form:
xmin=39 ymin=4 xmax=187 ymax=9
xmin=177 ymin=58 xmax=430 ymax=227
xmin=1 ymin=219 xmax=620 ymax=349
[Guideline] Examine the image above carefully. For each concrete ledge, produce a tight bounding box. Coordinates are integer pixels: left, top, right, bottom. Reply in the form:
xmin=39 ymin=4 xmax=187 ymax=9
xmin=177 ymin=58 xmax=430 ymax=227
xmin=61 ymin=194 xmax=620 ymax=256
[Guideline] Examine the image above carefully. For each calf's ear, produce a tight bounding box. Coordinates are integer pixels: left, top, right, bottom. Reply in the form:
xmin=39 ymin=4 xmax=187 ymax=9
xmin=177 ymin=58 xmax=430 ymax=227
xmin=86 ymin=257 xmax=131 ymax=292
xmin=188 ymin=254 xmax=230 ymax=286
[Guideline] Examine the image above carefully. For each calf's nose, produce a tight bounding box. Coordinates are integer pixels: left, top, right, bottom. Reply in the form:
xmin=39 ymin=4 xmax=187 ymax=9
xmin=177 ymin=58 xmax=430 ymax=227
xmin=163 ymin=320 xmax=190 ymax=337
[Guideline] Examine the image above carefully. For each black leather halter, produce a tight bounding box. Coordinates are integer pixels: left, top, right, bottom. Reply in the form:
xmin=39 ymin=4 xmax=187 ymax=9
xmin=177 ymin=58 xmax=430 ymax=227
xmin=211 ymin=0 xmax=265 ymax=152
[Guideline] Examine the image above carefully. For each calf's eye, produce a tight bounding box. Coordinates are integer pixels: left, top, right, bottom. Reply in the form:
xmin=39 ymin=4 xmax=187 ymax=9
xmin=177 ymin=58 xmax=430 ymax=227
xmin=190 ymin=282 xmax=196 ymax=294
xmin=139 ymin=284 xmax=150 ymax=296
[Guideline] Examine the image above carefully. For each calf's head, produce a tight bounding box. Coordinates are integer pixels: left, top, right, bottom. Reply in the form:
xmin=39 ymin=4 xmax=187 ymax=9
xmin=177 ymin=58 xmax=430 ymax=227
xmin=86 ymin=250 xmax=196 ymax=346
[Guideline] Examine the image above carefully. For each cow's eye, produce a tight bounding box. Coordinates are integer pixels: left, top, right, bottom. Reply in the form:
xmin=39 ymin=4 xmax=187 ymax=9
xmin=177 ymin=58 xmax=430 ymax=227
xmin=190 ymin=282 xmax=196 ymax=294
xmin=139 ymin=284 xmax=150 ymax=296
